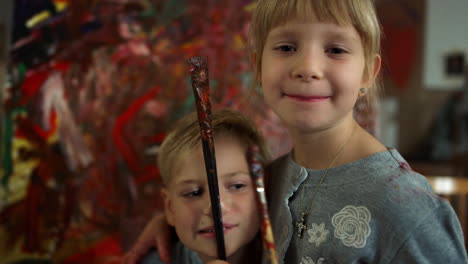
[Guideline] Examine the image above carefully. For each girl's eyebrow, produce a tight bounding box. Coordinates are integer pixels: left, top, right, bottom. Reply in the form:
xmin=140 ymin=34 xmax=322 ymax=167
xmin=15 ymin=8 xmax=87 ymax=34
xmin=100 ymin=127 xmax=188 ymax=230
xmin=268 ymin=24 xmax=360 ymax=43
xmin=268 ymin=28 xmax=298 ymax=40
xmin=326 ymin=30 xmax=360 ymax=43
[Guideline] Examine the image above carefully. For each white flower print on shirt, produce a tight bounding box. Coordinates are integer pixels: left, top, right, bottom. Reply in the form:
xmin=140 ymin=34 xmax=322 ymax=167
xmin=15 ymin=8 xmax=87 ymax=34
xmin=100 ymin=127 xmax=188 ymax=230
xmin=332 ymin=205 xmax=371 ymax=248
xmin=300 ymin=257 xmax=326 ymax=264
xmin=307 ymin=223 xmax=329 ymax=247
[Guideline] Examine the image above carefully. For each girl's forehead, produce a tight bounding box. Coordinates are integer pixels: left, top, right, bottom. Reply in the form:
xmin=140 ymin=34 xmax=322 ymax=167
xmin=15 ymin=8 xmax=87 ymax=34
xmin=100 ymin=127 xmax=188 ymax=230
xmin=267 ymin=18 xmax=357 ymax=40
xmin=268 ymin=1 xmax=353 ymax=27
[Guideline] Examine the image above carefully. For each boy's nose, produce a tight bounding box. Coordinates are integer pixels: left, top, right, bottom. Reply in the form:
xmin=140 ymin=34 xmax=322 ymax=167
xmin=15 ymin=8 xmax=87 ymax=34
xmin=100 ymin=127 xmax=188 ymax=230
xmin=202 ymin=193 xmax=231 ymax=216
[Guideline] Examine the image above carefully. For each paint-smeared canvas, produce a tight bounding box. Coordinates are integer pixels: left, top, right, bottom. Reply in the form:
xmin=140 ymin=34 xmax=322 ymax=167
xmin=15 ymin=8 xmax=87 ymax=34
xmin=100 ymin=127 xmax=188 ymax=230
xmin=0 ymin=0 xmax=290 ymax=263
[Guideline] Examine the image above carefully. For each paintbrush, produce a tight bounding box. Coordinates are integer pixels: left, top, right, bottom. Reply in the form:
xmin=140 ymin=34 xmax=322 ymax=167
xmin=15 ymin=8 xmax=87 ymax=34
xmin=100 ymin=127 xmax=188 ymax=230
xmin=248 ymin=145 xmax=278 ymax=264
xmin=187 ymin=56 xmax=227 ymax=260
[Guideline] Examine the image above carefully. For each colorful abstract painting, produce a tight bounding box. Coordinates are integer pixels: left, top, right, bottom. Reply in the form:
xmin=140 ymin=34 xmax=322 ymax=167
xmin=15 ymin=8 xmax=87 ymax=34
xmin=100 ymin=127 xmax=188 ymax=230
xmin=0 ymin=0 xmax=290 ymax=263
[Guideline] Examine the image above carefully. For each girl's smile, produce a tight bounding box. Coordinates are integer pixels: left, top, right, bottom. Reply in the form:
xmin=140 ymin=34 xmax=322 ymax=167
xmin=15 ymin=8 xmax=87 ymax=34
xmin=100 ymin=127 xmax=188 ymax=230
xmin=282 ymin=92 xmax=331 ymax=103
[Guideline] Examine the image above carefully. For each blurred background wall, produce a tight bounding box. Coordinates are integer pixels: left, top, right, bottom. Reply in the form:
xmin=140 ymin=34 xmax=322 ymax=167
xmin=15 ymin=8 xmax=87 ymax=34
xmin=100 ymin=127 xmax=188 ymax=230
xmin=377 ymin=0 xmax=468 ymax=177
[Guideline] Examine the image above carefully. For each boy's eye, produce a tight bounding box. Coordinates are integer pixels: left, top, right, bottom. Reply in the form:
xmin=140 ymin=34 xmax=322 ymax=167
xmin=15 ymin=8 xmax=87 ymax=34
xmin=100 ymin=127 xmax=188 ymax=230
xmin=182 ymin=188 xmax=203 ymax=198
xmin=275 ymin=44 xmax=296 ymax=52
xmin=229 ymin=183 xmax=247 ymax=191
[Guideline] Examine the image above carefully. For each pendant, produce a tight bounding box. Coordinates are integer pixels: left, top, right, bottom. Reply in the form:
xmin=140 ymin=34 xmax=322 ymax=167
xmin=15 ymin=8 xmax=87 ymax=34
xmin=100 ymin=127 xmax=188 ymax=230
xmin=296 ymin=212 xmax=307 ymax=238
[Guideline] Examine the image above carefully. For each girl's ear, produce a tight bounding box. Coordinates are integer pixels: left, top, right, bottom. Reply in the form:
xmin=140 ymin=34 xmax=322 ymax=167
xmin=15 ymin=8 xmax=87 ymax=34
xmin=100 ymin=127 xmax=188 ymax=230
xmin=161 ymin=188 xmax=175 ymax=226
xmin=364 ymin=54 xmax=382 ymax=88
xmin=372 ymin=54 xmax=382 ymax=81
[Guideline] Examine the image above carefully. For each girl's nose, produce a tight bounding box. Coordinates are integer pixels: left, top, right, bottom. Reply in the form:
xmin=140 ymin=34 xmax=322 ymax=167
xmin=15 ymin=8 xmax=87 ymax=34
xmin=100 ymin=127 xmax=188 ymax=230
xmin=291 ymin=51 xmax=323 ymax=81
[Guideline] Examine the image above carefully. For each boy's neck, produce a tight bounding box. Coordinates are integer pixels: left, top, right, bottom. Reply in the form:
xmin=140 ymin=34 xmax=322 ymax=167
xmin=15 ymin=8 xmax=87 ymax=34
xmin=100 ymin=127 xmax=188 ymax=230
xmin=199 ymin=238 xmax=261 ymax=264
xmin=228 ymin=238 xmax=262 ymax=264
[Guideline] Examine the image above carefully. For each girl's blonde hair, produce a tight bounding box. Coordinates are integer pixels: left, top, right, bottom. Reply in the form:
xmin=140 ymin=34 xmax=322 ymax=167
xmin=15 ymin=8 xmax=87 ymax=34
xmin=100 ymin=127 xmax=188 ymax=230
xmin=248 ymin=0 xmax=382 ymax=107
xmin=158 ymin=109 xmax=271 ymax=185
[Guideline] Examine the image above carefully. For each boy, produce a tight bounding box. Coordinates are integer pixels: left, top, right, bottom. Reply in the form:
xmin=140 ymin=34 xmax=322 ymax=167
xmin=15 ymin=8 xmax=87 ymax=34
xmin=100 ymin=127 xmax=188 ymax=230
xmin=140 ymin=109 xmax=270 ymax=264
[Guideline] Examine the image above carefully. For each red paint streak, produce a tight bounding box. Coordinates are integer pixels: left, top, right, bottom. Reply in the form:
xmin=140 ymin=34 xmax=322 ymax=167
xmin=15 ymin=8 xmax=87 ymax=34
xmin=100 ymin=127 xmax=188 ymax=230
xmin=388 ymin=162 xmax=413 ymax=183
xmin=188 ymin=57 xmax=213 ymax=142
xmin=148 ymin=132 xmax=166 ymax=143
xmin=20 ymin=71 xmax=49 ymax=105
xmin=248 ymin=145 xmax=278 ymax=263
xmin=112 ymin=86 xmax=161 ymax=172
xmin=15 ymin=110 xmax=58 ymax=141
xmin=135 ymin=166 xmax=160 ymax=184
xmin=51 ymin=61 xmax=71 ymax=73
xmin=399 ymin=162 xmax=412 ymax=171
xmin=19 ymin=62 xmax=71 ymax=105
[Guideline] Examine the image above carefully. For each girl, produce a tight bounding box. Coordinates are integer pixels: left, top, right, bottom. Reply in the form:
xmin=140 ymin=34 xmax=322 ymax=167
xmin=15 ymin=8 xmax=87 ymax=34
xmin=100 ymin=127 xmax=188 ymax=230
xmin=124 ymin=0 xmax=468 ymax=263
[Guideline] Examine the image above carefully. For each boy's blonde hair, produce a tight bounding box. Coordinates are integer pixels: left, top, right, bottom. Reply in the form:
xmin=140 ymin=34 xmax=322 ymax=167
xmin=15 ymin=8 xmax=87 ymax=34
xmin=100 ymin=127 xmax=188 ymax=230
xmin=248 ymin=0 xmax=382 ymax=107
xmin=158 ymin=109 xmax=271 ymax=185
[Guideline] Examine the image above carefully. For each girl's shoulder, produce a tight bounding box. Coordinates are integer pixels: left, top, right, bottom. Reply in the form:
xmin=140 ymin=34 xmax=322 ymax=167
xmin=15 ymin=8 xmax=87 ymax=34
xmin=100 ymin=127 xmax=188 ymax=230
xmin=359 ymin=148 xmax=448 ymax=219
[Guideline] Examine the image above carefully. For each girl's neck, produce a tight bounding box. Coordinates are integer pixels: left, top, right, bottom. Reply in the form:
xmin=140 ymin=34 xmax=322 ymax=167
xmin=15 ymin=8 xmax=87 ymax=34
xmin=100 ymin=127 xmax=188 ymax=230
xmin=290 ymin=119 xmax=385 ymax=170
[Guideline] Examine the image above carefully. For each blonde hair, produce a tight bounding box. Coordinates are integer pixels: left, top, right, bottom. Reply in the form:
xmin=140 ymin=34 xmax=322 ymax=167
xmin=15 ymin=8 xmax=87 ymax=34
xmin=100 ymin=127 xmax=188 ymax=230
xmin=248 ymin=0 xmax=382 ymax=107
xmin=158 ymin=109 xmax=271 ymax=185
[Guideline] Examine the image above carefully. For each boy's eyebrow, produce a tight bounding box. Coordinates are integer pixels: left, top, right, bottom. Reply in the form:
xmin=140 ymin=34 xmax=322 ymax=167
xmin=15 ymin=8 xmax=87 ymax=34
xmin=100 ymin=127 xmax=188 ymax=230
xmin=222 ymin=171 xmax=251 ymax=178
xmin=172 ymin=179 xmax=200 ymax=186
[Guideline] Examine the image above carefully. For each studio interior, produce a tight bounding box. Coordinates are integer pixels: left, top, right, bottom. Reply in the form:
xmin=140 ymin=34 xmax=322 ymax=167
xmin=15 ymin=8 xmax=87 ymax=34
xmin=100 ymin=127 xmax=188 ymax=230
xmin=0 ymin=0 xmax=467 ymax=263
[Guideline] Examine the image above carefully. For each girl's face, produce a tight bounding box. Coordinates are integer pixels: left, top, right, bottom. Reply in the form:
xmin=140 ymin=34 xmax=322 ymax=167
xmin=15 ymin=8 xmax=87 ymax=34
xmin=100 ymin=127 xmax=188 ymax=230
xmin=260 ymin=19 xmax=380 ymax=133
xmin=161 ymin=134 xmax=260 ymax=262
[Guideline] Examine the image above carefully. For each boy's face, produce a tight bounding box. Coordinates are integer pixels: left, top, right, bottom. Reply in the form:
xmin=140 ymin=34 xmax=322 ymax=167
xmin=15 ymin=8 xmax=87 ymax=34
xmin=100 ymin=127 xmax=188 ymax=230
xmin=259 ymin=18 xmax=379 ymax=133
xmin=161 ymin=134 xmax=260 ymax=261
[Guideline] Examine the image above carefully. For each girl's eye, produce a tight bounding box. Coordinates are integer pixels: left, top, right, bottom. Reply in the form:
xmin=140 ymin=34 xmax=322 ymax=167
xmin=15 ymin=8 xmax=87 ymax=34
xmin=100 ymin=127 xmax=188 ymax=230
xmin=182 ymin=188 xmax=203 ymax=198
xmin=275 ymin=44 xmax=296 ymax=53
xmin=326 ymin=47 xmax=347 ymax=55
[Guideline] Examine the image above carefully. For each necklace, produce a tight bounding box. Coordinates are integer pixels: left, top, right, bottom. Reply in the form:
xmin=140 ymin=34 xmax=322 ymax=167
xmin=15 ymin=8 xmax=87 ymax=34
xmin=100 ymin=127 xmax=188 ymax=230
xmin=295 ymin=123 xmax=356 ymax=238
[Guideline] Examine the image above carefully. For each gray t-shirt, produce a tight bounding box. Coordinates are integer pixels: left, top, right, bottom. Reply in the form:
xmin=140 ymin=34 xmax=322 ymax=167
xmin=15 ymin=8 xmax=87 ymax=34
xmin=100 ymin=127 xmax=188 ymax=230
xmin=140 ymin=242 xmax=203 ymax=264
xmin=267 ymin=148 xmax=468 ymax=263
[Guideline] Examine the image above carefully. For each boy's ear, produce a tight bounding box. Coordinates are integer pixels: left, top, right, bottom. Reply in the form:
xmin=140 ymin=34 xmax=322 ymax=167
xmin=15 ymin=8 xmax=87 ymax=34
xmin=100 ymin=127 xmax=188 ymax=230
xmin=160 ymin=188 xmax=175 ymax=226
xmin=363 ymin=54 xmax=381 ymax=88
